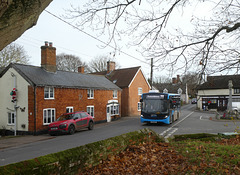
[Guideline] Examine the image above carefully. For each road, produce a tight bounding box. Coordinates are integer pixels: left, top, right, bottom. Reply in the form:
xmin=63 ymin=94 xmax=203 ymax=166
xmin=0 ymin=104 xmax=239 ymax=166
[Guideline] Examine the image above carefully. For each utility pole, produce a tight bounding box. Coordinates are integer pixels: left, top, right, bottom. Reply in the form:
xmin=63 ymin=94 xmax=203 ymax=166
xmin=150 ymin=58 xmax=153 ymax=89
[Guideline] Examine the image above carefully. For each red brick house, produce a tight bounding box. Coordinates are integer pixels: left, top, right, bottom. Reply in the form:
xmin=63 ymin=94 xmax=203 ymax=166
xmin=0 ymin=42 xmax=121 ymax=135
xmin=93 ymin=61 xmax=151 ymax=116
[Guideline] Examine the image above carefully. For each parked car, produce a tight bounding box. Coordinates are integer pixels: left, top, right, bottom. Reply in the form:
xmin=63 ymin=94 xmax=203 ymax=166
xmin=232 ymin=102 xmax=240 ymax=112
xmin=48 ymin=111 xmax=94 ymax=136
xmin=191 ymin=98 xmax=197 ymax=104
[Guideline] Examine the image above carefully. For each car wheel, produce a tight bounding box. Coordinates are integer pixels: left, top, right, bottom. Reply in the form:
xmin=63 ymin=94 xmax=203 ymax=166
xmin=49 ymin=132 xmax=55 ymax=136
xmin=88 ymin=121 xmax=94 ymax=130
xmin=68 ymin=125 xmax=75 ymax=135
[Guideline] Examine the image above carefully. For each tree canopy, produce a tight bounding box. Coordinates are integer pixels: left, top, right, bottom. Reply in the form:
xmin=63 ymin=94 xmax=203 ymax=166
xmin=66 ymin=0 xmax=240 ymax=79
xmin=56 ymin=53 xmax=87 ymax=72
xmin=0 ymin=43 xmax=29 ymax=67
xmin=88 ymin=55 xmax=120 ymax=73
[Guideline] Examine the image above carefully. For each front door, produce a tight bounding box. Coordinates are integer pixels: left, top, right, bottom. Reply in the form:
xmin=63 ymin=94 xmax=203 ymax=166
xmin=107 ymin=105 xmax=111 ymax=122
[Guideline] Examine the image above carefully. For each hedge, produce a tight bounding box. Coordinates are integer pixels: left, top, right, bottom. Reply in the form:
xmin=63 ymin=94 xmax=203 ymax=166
xmin=0 ymin=128 xmax=163 ymax=175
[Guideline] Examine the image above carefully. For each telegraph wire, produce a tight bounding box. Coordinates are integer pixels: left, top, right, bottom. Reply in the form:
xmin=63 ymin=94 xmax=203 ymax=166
xmin=44 ymin=10 xmax=150 ymax=65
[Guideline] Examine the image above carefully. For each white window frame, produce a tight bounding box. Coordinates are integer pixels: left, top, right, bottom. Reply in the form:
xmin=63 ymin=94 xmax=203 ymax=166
xmin=138 ymin=102 xmax=141 ymax=111
xmin=43 ymin=108 xmax=55 ymax=125
xmin=234 ymin=89 xmax=240 ymax=94
xmin=113 ymin=90 xmax=118 ymax=98
xmin=66 ymin=106 xmax=74 ymax=113
xmin=87 ymin=106 xmax=94 ymax=118
xmin=7 ymin=112 xmax=15 ymax=125
xmin=44 ymin=87 xmax=54 ymax=99
xmin=138 ymin=87 xmax=143 ymax=96
xmin=87 ymin=89 xmax=94 ymax=99
xmin=110 ymin=104 xmax=119 ymax=115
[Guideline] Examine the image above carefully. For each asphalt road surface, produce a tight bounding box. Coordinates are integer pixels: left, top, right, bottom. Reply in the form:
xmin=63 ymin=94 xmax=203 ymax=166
xmin=0 ymin=104 xmax=239 ymax=166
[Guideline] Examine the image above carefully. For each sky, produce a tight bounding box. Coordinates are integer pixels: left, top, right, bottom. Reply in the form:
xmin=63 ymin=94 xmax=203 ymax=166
xmin=14 ymin=1 xmax=214 ymax=81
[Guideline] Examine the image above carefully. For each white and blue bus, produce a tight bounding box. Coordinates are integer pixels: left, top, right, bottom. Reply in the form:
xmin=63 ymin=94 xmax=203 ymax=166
xmin=140 ymin=92 xmax=181 ymax=125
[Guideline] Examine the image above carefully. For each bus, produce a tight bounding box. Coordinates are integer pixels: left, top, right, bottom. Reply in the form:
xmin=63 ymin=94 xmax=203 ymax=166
xmin=140 ymin=92 xmax=181 ymax=125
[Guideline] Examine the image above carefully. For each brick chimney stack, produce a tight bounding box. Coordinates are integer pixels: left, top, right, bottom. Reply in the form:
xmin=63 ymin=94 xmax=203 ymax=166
xmin=107 ymin=61 xmax=115 ymax=73
xmin=172 ymin=77 xmax=177 ymax=84
xmin=41 ymin=41 xmax=56 ymax=72
xmin=78 ymin=66 xmax=85 ymax=74
xmin=177 ymin=75 xmax=180 ymax=83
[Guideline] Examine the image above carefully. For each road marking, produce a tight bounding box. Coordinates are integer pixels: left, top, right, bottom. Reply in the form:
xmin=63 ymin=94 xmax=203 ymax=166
xmin=165 ymin=128 xmax=178 ymax=139
xmin=200 ymin=116 xmax=209 ymax=120
xmin=159 ymin=111 xmax=194 ymax=138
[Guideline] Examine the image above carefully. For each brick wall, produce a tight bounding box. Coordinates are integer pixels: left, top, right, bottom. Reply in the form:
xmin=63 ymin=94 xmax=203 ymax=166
xmin=28 ymin=86 xmax=35 ymax=132
xmin=128 ymin=70 xmax=150 ymax=116
xmin=121 ymin=88 xmax=129 ymax=116
xmin=28 ymin=86 xmax=121 ymax=132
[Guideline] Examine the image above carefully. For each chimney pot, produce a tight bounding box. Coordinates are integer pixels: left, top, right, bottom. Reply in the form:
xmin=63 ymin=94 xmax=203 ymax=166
xmin=49 ymin=42 xmax=53 ymax=47
xmin=45 ymin=41 xmax=48 ymax=46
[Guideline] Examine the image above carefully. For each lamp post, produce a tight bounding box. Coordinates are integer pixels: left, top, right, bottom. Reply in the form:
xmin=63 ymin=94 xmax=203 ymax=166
xmin=228 ymin=80 xmax=233 ymax=111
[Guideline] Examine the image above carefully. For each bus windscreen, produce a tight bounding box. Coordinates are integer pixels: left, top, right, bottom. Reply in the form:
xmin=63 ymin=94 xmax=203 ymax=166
xmin=142 ymin=99 xmax=168 ymax=114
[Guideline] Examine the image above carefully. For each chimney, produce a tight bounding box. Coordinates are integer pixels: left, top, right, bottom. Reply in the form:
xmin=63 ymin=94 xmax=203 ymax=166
xmin=177 ymin=75 xmax=180 ymax=83
xmin=78 ymin=66 xmax=85 ymax=74
xmin=172 ymin=77 xmax=177 ymax=84
xmin=41 ymin=41 xmax=56 ymax=72
xmin=107 ymin=61 xmax=115 ymax=73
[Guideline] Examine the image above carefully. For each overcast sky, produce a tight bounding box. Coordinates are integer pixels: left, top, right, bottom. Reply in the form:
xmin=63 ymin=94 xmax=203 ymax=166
xmin=14 ymin=1 xmax=214 ymax=80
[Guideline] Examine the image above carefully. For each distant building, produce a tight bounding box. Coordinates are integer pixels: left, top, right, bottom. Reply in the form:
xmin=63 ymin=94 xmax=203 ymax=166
xmin=197 ymin=75 xmax=240 ymax=111
xmin=154 ymin=75 xmax=189 ymax=104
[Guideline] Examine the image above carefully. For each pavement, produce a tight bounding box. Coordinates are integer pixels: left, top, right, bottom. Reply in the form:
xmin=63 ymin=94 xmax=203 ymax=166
xmin=0 ymin=135 xmax=55 ymax=150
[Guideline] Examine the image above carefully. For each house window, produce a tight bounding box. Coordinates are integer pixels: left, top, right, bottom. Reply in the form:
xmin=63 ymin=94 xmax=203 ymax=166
xmin=138 ymin=102 xmax=141 ymax=111
xmin=87 ymin=106 xmax=94 ymax=117
xmin=8 ymin=112 xmax=15 ymax=125
xmin=66 ymin=107 xmax=74 ymax=113
xmin=44 ymin=87 xmax=54 ymax=99
xmin=43 ymin=108 xmax=55 ymax=125
xmin=234 ymin=89 xmax=240 ymax=94
xmin=113 ymin=90 xmax=118 ymax=98
xmin=138 ymin=87 xmax=142 ymax=95
xmin=87 ymin=89 xmax=94 ymax=99
xmin=111 ymin=104 xmax=119 ymax=115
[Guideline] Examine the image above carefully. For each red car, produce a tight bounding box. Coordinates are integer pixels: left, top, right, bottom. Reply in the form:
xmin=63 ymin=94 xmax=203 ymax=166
xmin=48 ymin=111 xmax=94 ymax=136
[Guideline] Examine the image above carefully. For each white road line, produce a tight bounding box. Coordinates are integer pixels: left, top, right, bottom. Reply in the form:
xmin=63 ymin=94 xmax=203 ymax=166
xmin=159 ymin=111 xmax=194 ymax=138
xmin=200 ymin=116 xmax=209 ymax=120
xmin=165 ymin=128 xmax=178 ymax=139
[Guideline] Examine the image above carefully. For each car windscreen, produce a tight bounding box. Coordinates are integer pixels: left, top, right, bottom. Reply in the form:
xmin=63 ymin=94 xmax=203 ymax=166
xmin=57 ymin=114 xmax=74 ymax=121
xmin=142 ymin=99 xmax=168 ymax=114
